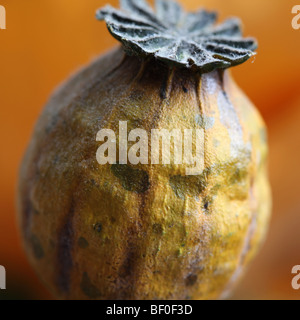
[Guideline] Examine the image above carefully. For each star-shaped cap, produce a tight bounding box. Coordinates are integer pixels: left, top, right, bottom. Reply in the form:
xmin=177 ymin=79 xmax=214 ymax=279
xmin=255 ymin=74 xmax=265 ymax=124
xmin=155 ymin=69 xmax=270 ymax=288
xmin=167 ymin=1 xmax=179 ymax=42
xmin=97 ymin=0 xmax=257 ymax=73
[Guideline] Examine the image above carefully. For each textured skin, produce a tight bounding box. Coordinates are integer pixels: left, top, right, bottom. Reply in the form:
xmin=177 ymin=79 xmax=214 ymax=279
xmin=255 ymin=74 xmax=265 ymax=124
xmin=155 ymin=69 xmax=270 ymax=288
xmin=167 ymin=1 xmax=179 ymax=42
xmin=17 ymin=47 xmax=271 ymax=300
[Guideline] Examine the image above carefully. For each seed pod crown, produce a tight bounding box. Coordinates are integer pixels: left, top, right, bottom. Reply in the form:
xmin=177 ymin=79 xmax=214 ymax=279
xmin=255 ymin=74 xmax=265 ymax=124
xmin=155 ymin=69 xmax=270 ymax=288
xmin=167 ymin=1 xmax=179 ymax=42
xmin=97 ymin=0 xmax=257 ymax=73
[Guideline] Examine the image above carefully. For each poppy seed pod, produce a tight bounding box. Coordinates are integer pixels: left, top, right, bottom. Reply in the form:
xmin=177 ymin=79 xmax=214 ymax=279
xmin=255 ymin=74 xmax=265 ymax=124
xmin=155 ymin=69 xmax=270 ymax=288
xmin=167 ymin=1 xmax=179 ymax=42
xmin=17 ymin=0 xmax=271 ymax=300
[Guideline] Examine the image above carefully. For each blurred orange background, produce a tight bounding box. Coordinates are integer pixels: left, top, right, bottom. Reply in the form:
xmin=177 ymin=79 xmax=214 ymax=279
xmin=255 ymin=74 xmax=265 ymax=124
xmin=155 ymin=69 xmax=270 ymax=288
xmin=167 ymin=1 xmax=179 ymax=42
xmin=0 ymin=0 xmax=299 ymax=300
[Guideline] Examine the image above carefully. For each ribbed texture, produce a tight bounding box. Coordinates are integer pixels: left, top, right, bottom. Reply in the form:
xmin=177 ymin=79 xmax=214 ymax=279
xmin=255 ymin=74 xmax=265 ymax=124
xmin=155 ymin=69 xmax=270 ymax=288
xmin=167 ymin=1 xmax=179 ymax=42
xmin=97 ymin=0 xmax=257 ymax=73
